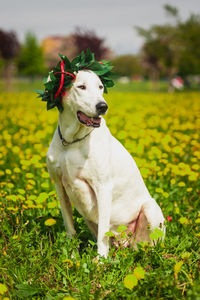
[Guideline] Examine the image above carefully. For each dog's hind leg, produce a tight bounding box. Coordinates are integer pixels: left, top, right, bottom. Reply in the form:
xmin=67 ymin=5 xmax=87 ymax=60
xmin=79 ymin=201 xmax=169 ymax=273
xmin=85 ymin=219 xmax=98 ymax=238
xmin=135 ymin=198 xmax=165 ymax=244
xmin=54 ymin=182 xmax=76 ymax=237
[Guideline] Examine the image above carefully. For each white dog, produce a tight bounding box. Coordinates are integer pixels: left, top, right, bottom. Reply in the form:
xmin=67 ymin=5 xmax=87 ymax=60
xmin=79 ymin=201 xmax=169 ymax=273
xmin=47 ymin=70 xmax=165 ymax=257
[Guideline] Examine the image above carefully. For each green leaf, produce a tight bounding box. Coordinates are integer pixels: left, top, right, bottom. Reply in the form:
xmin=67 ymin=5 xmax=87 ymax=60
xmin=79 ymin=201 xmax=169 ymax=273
xmin=105 ymin=231 xmax=115 ymax=237
xmin=58 ymin=53 xmax=71 ymax=69
xmin=35 ymin=89 xmax=45 ymax=95
xmin=85 ymin=48 xmax=94 ymax=63
xmin=43 ymin=76 xmax=49 ymax=84
xmin=49 ymin=71 xmax=56 ymax=81
xmin=15 ymin=283 xmax=41 ymax=297
xmin=47 ymin=101 xmax=56 ymax=110
xmin=150 ymin=228 xmax=164 ymax=240
xmin=124 ymin=274 xmax=138 ymax=290
xmin=104 ymin=80 xmax=115 ymax=88
xmin=45 ymin=81 xmax=55 ymax=90
xmin=117 ymin=225 xmax=128 ymax=233
xmin=37 ymin=48 xmax=115 ymax=112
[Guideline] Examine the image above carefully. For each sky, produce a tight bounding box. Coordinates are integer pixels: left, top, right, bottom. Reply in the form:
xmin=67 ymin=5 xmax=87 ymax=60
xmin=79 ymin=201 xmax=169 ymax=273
xmin=1 ymin=0 xmax=200 ymax=55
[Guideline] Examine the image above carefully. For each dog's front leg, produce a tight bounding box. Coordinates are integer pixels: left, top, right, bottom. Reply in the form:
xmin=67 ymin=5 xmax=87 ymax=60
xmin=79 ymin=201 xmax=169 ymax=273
xmin=96 ymin=181 xmax=113 ymax=258
xmin=54 ymin=182 xmax=75 ymax=237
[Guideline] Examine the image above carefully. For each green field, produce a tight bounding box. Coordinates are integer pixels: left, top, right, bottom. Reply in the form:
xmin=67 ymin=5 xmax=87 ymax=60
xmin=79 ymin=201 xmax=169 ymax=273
xmin=0 ymin=78 xmax=200 ymax=94
xmin=0 ymin=90 xmax=199 ymax=299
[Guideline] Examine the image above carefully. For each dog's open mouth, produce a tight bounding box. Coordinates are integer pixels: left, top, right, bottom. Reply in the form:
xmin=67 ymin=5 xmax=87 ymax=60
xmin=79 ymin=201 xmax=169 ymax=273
xmin=77 ymin=111 xmax=101 ymax=128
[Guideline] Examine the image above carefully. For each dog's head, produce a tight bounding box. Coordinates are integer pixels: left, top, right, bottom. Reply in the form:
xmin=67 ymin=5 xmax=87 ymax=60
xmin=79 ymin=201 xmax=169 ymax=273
xmin=62 ymin=70 xmax=108 ymax=128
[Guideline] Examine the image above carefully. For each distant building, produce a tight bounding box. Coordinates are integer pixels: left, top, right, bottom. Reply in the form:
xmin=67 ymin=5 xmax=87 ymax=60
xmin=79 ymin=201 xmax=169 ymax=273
xmin=42 ymin=35 xmax=77 ymax=68
xmin=42 ymin=34 xmax=114 ymax=68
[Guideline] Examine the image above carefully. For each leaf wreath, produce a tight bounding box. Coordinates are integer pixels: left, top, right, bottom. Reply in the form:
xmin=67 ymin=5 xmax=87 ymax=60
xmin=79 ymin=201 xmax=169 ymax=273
xmin=36 ymin=48 xmax=115 ymax=112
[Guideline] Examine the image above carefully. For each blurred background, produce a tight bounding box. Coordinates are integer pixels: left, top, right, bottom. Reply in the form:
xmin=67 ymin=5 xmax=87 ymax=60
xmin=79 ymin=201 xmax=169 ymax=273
xmin=0 ymin=0 xmax=200 ymax=93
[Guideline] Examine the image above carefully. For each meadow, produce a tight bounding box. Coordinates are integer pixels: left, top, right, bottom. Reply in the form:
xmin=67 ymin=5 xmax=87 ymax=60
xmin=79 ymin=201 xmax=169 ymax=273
xmin=0 ymin=89 xmax=199 ymax=299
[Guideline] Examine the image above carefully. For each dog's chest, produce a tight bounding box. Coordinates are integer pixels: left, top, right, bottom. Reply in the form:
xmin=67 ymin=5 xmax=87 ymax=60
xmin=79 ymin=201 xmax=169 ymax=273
xmin=48 ymin=145 xmax=98 ymax=223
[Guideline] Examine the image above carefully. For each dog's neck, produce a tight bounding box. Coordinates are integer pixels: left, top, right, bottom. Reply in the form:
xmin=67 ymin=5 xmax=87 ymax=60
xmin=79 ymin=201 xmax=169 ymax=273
xmin=58 ymin=106 xmax=93 ymax=144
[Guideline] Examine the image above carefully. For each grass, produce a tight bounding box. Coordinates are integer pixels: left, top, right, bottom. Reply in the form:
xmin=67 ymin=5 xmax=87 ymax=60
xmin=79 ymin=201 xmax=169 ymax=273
xmin=0 ymin=77 xmax=200 ymax=94
xmin=0 ymin=89 xmax=199 ymax=299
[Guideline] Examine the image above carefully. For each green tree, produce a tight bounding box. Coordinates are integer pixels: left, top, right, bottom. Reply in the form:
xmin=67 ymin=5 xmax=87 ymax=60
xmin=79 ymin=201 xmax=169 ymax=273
xmin=136 ymin=4 xmax=200 ymax=88
xmin=17 ymin=32 xmax=46 ymax=78
xmin=0 ymin=29 xmax=20 ymax=91
xmin=136 ymin=24 xmax=180 ymax=90
xmin=111 ymin=55 xmax=143 ymax=77
xmin=178 ymin=14 xmax=200 ymax=76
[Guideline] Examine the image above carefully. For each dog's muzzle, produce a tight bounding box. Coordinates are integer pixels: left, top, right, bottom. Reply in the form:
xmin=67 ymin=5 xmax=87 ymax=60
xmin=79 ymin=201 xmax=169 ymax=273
xmin=96 ymin=102 xmax=108 ymax=115
xmin=77 ymin=111 xmax=102 ymax=128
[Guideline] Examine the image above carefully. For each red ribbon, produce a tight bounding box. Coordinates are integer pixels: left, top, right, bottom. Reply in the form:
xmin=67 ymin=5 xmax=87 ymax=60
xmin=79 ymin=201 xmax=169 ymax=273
xmin=54 ymin=60 xmax=76 ymax=99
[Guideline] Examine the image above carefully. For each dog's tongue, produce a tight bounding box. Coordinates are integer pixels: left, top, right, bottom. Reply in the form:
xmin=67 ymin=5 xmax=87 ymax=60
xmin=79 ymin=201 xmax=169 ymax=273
xmin=77 ymin=111 xmax=101 ymax=127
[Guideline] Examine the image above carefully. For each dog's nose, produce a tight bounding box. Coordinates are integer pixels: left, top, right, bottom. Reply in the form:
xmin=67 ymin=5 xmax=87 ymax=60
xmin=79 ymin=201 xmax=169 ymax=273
xmin=96 ymin=102 xmax=108 ymax=115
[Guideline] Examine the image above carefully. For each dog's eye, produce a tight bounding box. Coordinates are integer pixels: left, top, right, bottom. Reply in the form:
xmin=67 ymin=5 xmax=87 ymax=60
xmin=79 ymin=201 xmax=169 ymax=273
xmin=78 ymin=85 xmax=86 ymax=90
xmin=99 ymin=85 xmax=104 ymax=90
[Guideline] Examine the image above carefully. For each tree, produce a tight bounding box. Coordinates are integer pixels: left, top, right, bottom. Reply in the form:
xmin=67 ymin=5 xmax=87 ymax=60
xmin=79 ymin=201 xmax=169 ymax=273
xmin=0 ymin=29 xmax=20 ymax=90
xmin=17 ymin=32 xmax=46 ymax=78
xmin=178 ymin=14 xmax=200 ymax=76
xmin=135 ymin=5 xmax=183 ymax=90
xmin=136 ymin=5 xmax=200 ymax=89
xmin=111 ymin=55 xmax=143 ymax=77
xmin=136 ymin=24 xmax=180 ymax=90
xmin=73 ymin=28 xmax=111 ymax=60
xmin=164 ymin=4 xmax=179 ymax=19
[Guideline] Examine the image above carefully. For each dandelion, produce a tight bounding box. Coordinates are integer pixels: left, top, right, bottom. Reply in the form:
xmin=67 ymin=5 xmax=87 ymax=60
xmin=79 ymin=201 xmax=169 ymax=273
xmin=0 ymin=170 xmax=5 ymax=176
xmin=44 ymin=218 xmax=56 ymax=226
xmin=62 ymin=258 xmax=73 ymax=268
xmin=0 ymin=283 xmax=8 ymax=295
xmin=7 ymin=183 xmax=14 ymax=189
xmin=41 ymin=182 xmax=49 ymax=189
xmin=178 ymin=181 xmax=186 ymax=187
xmin=179 ymin=217 xmax=189 ymax=224
xmin=18 ymin=189 xmax=25 ymax=195
xmin=155 ymin=187 xmax=164 ymax=194
xmin=5 ymin=169 xmax=12 ymax=175
xmin=13 ymin=167 xmax=21 ymax=173
xmin=25 ymin=173 xmax=34 ymax=179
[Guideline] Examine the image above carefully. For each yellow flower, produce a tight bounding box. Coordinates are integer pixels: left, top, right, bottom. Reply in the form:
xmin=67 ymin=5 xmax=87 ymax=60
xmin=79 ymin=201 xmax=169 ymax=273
xmin=187 ymin=188 xmax=193 ymax=192
xmin=163 ymin=192 xmax=169 ymax=198
xmin=48 ymin=201 xmax=57 ymax=209
xmin=44 ymin=218 xmax=56 ymax=226
xmin=62 ymin=258 xmax=73 ymax=268
xmin=175 ymin=207 xmax=180 ymax=214
xmin=174 ymin=261 xmax=183 ymax=279
xmin=179 ymin=217 xmax=189 ymax=225
xmin=170 ymin=179 xmax=176 ymax=185
xmin=41 ymin=171 xmax=49 ymax=178
xmin=155 ymin=187 xmax=164 ymax=194
xmin=178 ymin=181 xmax=185 ymax=187
xmin=25 ymin=173 xmax=34 ymax=179
xmin=192 ymin=164 xmax=199 ymax=170
xmin=7 ymin=183 xmax=14 ymax=189
xmin=0 ymin=283 xmax=8 ymax=295
xmin=41 ymin=182 xmax=49 ymax=189
xmin=13 ymin=168 xmax=21 ymax=173
xmin=5 ymin=169 xmax=12 ymax=175
xmin=12 ymin=146 xmax=20 ymax=153
xmin=18 ymin=189 xmax=26 ymax=195
xmin=0 ymin=170 xmax=5 ymax=176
